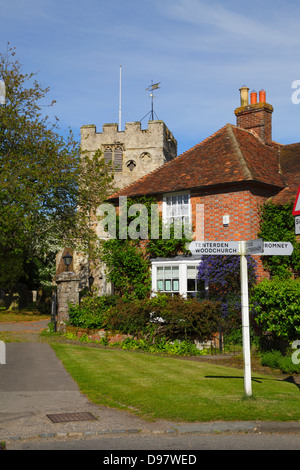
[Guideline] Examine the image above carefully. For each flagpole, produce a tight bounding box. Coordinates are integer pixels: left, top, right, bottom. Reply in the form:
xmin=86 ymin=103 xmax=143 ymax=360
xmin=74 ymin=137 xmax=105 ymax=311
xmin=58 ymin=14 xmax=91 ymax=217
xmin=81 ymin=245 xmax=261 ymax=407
xmin=119 ymin=66 xmax=122 ymax=130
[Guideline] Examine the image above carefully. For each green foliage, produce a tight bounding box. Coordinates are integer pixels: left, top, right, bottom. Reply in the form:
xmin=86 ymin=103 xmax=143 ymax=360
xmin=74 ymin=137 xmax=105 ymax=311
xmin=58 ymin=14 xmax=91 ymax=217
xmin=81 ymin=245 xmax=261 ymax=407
xmin=103 ymin=296 xmax=151 ymax=335
xmin=0 ymin=46 xmax=115 ymax=290
xmin=101 ymin=196 xmax=192 ymax=299
xmin=251 ymin=278 xmax=300 ymax=345
xmin=260 ymin=349 xmax=283 ymax=368
xmin=68 ymin=293 xmax=221 ymax=345
xmin=258 ymin=202 xmax=300 ymax=278
xmin=103 ymin=294 xmax=221 ymax=342
xmin=68 ymin=295 xmax=118 ymax=329
xmin=147 ymin=218 xmax=192 ymax=258
xmin=260 ymin=349 xmax=300 ymax=374
xmin=101 ymin=240 xmax=151 ymax=299
xmin=114 ymin=336 xmax=209 ymax=356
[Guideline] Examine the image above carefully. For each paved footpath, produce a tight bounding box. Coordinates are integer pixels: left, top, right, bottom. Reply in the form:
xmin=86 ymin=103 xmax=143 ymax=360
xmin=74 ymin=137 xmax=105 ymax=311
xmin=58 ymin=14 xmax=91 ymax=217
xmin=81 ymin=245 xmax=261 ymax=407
xmin=1 ymin=319 xmax=300 ymax=445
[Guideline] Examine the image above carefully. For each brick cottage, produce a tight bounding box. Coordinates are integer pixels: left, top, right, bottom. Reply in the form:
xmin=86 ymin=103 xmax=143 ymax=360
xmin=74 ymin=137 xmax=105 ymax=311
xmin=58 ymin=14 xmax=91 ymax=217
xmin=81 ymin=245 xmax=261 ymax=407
xmin=107 ymin=86 xmax=300 ymax=297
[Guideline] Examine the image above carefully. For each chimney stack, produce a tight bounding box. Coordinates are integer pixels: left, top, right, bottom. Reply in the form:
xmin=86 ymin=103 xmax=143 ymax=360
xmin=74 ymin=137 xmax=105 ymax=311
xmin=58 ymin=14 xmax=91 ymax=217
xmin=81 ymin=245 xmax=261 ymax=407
xmin=234 ymin=86 xmax=273 ymax=145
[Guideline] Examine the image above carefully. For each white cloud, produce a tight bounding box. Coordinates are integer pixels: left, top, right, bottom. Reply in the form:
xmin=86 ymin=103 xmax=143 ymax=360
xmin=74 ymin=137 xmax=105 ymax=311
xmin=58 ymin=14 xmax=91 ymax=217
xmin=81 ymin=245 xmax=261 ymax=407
xmin=1 ymin=0 xmax=300 ymax=154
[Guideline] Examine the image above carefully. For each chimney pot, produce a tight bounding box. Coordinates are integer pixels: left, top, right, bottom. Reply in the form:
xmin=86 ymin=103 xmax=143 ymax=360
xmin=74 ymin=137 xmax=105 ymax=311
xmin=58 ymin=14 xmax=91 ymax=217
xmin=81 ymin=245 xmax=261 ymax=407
xmin=250 ymin=90 xmax=257 ymax=104
xmin=239 ymin=86 xmax=249 ymax=106
xmin=234 ymin=87 xmax=273 ymax=144
xmin=259 ymin=89 xmax=266 ymax=103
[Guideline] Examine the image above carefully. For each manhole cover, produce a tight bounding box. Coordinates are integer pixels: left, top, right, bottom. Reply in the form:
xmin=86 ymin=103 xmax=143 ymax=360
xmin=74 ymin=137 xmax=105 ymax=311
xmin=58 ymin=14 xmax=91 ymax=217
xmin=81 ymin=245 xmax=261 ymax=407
xmin=47 ymin=412 xmax=98 ymax=423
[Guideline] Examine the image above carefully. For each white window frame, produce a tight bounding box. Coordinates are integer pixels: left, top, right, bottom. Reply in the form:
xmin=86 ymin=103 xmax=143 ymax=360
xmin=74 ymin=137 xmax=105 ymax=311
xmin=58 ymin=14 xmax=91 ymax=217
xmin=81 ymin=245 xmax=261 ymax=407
xmin=151 ymin=256 xmax=204 ymax=298
xmin=162 ymin=191 xmax=191 ymax=227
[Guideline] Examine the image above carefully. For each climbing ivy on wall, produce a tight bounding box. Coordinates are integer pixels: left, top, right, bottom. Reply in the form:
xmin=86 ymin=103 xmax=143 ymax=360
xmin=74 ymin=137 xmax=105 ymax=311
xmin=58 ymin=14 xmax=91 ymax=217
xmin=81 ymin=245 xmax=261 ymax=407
xmin=101 ymin=197 xmax=192 ymax=299
xmin=258 ymin=202 xmax=300 ymax=278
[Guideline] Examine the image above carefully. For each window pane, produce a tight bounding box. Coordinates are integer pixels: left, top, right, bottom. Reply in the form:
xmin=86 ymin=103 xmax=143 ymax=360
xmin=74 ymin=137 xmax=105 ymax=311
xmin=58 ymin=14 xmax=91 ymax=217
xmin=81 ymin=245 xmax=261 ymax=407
xmin=165 ymin=279 xmax=172 ymax=291
xmin=157 ymin=267 xmax=164 ymax=279
xmin=172 ymin=279 xmax=179 ymax=291
xmin=157 ymin=280 xmax=164 ymax=291
xmin=187 ymin=278 xmax=196 ymax=292
xmin=187 ymin=266 xmax=197 ymax=280
xmin=172 ymin=266 xmax=179 ymax=278
xmin=165 ymin=266 xmax=171 ymax=277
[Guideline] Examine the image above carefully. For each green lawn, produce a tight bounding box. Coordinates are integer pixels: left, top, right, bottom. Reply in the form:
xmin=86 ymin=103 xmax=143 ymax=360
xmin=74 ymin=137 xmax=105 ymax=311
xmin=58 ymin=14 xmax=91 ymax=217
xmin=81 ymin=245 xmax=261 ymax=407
xmin=0 ymin=311 xmax=49 ymax=322
xmin=51 ymin=343 xmax=300 ymax=423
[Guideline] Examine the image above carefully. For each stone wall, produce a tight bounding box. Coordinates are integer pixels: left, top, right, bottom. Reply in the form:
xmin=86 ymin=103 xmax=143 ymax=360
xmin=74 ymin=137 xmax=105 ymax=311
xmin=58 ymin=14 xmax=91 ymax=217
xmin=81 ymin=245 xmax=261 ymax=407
xmin=80 ymin=120 xmax=177 ymax=189
xmin=55 ymin=271 xmax=80 ymax=331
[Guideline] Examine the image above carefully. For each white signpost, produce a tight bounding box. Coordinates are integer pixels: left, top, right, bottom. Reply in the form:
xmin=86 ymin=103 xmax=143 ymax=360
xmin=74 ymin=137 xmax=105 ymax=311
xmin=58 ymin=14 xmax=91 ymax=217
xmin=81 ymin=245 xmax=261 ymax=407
xmin=259 ymin=241 xmax=294 ymax=256
xmin=189 ymin=238 xmax=294 ymax=397
xmin=245 ymin=238 xmax=264 ymax=255
xmin=295 ymin=216 xmax=300 ymax=236
xmin=189 ymin=241 xmax=239 ymax=255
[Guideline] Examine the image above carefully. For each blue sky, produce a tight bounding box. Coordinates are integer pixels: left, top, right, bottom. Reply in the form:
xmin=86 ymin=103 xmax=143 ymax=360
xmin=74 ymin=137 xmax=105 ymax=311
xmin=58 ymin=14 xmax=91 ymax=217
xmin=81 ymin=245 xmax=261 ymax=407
xmin=1 ymin=0 xmax=300 ymax=155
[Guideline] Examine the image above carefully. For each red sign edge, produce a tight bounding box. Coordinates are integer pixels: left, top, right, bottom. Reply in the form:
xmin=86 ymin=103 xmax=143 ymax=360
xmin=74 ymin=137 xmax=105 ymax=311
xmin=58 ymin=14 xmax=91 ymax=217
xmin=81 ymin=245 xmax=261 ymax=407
xmin=293 ymin=185 xmax=300 ymax=216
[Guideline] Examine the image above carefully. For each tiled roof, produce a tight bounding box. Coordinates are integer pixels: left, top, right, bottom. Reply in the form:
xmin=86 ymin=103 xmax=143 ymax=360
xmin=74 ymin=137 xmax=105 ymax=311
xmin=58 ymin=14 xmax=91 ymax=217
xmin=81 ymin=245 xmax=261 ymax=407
xmin=268 ymin=143 xmax=300 ymax=204
xmin=108 ymin=123 xmax=286 ymax=200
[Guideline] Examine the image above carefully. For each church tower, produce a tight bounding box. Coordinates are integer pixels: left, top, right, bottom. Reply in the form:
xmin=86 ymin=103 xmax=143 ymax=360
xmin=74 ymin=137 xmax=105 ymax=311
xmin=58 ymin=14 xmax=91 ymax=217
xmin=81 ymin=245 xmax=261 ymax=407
xmin=80 ymin=119 xmax=177 ymax=189
xmin=56 ymin=118 xmax=178 ymax=296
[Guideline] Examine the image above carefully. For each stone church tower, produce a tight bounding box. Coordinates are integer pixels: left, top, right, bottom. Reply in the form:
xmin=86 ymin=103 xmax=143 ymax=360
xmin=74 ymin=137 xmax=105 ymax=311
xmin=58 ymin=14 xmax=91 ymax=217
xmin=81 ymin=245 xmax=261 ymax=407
xmin=56 ymin=119 xmax=178 ymax=296
xmin=80 ymin=119 xmax=177 ymax=190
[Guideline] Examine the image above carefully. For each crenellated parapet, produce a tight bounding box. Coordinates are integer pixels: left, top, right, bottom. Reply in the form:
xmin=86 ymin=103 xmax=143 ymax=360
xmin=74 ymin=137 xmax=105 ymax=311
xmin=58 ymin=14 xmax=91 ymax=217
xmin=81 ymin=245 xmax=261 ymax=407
xmin=81 ymin=120 xmax=177 ymax=189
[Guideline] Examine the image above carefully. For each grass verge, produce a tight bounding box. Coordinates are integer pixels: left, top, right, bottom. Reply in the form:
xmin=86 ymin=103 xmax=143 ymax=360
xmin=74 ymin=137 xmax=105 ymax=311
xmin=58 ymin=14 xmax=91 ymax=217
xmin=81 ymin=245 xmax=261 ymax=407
xmin=51 ymin=342 xmax=300 ymax=423
xmin=0 ymin=311 xmax=49 ymax=322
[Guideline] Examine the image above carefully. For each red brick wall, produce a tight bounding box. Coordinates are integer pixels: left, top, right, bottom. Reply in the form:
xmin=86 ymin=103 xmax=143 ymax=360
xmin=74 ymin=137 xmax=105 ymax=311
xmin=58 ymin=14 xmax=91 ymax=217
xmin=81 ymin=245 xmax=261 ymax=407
xmin=114 ymin=188 xmax=271 ymax=280
xmin=235 ymin=103 xmax=273 ymax=144
xmin=190 ymin=188 xmax=270 ymax=280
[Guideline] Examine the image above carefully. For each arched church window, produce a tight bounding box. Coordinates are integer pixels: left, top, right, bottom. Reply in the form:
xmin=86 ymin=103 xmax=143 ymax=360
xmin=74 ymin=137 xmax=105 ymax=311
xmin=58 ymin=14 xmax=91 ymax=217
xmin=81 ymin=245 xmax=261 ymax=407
xmin=103 ymin=147 xmax=112 ymax=165
xmin=140 ymin=152 xmax=151 ymax=164
xmin=126 ymin=160 xmax=136 ymax=171
xmin=114 ymin=147 xmax=123 ymax=172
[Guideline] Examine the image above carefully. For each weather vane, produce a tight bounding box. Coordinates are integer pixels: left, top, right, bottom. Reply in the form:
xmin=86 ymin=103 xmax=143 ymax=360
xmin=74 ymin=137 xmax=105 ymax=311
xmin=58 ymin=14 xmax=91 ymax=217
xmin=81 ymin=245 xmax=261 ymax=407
xmin=140 ymin=80 xmax=160 ymax=122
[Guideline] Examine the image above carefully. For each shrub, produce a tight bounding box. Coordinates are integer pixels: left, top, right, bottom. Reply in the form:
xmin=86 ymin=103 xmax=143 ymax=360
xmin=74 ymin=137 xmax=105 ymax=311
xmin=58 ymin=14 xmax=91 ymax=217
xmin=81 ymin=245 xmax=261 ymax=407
xmin=197 ymin=255 xmax=257 ymax=337
xmin=251 ymin=278 xmax=300 ymax=347
xmin=197 ymin=255 xmax=257 ymax=299
xmin=68 ymin=292 xmax=222 ymax=346
xmin=150 ymin=295 xmax=221 ymax=342
xmin=103 ymin=297 xmax=151 ymax=335
xmin=260 ymin=349 xmax=300 ymax=374
xmin=104 ymin=293 xmax=221 ymax=342
xmin=260 ymin=350 xmax=282 ymax=369
xmin=68 ymin=294 xmax=118 ymax=329
xmin=115 ymin=336 xmax=209 ymax=356
xmin=277 ymin=355 xmax=300 ymax=374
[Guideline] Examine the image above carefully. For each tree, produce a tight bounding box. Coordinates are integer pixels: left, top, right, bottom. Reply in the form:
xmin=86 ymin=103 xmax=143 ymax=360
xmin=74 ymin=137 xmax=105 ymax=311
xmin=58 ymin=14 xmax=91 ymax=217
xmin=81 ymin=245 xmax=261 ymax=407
xmin=258 ymin=202 xmax=300 ymax=278
xmin=0 ymin=45 xmax=115 ymax=290
xmin=251 ymin=278 xmax=300 ymax=350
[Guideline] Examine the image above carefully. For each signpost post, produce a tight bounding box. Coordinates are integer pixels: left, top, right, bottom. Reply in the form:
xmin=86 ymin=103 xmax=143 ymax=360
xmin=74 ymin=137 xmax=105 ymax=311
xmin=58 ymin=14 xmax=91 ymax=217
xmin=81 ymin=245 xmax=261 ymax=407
xmin=189 ymin=238 xmax=294 ymax=397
